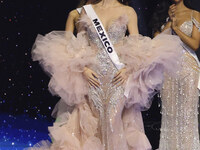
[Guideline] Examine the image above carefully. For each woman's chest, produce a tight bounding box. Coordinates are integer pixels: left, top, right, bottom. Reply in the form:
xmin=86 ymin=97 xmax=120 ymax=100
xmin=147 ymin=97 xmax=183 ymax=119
xmin=86 ymin=15 xmax=128 ymax=46
xmin=175 ymin=12 xmax=194 ymax=36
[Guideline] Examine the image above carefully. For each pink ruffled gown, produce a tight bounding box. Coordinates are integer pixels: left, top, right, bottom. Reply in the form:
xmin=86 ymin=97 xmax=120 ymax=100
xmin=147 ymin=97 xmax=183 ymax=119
xmin=26 ymin=14 xmax=182 ymax=150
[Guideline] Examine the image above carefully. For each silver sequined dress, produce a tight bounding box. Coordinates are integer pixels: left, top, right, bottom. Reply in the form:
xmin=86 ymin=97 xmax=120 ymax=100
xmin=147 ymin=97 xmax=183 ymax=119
xmin=159 ymin=15 xmax=200 ymax=150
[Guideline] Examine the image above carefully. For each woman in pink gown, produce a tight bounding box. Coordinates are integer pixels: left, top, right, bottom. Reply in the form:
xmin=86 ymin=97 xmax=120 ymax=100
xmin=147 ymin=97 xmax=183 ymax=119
xmin=27 ymin=0 xmax=183 ymax=149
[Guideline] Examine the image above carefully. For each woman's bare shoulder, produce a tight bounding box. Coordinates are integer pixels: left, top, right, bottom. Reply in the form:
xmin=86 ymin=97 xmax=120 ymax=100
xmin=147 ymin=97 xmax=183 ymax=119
xmin=69 ymin=9 xmax=79 ymax=18
xmin=193 ymin=10 xmax=200 ymax=22
xmin=121 ymin=5 xmax=137 ymax=19
xmin=123 ymin=5 xmax=137 ymax=16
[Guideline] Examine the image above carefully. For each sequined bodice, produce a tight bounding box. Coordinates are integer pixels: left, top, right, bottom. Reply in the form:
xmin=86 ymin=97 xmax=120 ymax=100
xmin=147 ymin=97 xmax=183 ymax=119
xmin=86 ymin=15 xmax=127 ymax=76
xmin=179 ymin=15 xmax=200 ymax=37
xmin=179 ymin=20 xmax=193 ymax=37
xmin=87 ymin=16 xmax=127 ymax=46
xmin=85 ymin=15 xmax=128 ymax=149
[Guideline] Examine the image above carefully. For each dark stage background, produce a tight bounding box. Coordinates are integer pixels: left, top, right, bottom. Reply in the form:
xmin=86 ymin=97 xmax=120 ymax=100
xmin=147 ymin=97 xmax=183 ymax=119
xmin=0 ymin=0 xmax=199 ymax=149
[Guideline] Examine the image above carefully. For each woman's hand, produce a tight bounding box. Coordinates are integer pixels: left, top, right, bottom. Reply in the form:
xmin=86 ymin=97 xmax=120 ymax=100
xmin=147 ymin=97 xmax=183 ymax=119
xmin=112 ymin=68 xmax=128 ymax=87
xmin=168 ymin=4 xmax=178 ymax=30
xmin=171 ymin=17 xmax=178 ymax=30
xmin=83 ymin=67 xmax=100 ymax=88
xmin=168 ymin=4 xmax=176 ymax=20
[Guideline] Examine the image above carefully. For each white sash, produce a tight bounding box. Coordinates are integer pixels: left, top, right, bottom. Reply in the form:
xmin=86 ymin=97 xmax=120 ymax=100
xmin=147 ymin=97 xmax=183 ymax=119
xmin=83 ymin=5 xmax=125 ymax=70
xmin=76 ymin=8 xmax=82 ymax=14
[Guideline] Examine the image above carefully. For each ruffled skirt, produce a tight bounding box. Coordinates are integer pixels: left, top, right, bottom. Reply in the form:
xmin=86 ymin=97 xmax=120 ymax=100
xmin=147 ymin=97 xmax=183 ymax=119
xmin=26 ymin=30 xmax=183 ymax=150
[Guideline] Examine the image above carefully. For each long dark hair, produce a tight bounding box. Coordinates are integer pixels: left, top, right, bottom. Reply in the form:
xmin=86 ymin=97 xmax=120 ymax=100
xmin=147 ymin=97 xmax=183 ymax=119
xmin=149 ymin=0 xmax=171 ymax=35
xmin=78 ymin=0 xmax=130 ymax=7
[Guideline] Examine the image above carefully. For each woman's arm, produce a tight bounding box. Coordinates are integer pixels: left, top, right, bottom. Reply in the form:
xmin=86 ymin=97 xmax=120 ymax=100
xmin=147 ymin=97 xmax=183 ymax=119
xmin=172 ymin=11 xmax=200 ymax=50
xmin=65 ymin=10 xmax=78 ymax=32
xmin=127 ymin=7 xmax=139 ymax=35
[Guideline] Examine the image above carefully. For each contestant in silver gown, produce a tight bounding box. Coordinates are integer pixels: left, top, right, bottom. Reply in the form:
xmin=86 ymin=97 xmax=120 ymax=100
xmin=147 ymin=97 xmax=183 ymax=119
xmin=159 ymin=10 xmax=200 ymax=150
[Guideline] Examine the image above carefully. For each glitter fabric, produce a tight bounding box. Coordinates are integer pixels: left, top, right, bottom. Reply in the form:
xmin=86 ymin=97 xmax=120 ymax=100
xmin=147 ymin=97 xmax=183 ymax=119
xmin=87 ymin=19 xmax=126 ymax=148
xmin=179 ymin=21 xmax=193 ymax=37
xmin=159 ymin=12 xmax=200 ymax=150
xmin=160 ymin=52 xmax=200 ymax=150
xmin=27 ymin=11 xmax=183 ymax=150
xmin=179 ymin=11 xmax=200 ymax=37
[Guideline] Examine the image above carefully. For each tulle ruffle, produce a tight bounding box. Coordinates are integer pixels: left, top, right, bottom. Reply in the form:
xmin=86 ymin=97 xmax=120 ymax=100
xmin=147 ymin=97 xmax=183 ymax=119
xmin=30 ymin=18 xmax=182 ymax=149
xmin=26 ymin=103 xmax=152 ymax=150
xmin=32 ymin=31 xmax=97 ymax=106
xmin=123 ymin=106 xmax=152 ymax=150
xmin=27 ymin=103 xmax=101 ymax=150
xmin=24 ymin=140 xmax=51 ymax=150
xmin=117 ymin=33 xmax=182 ymax=109
xmin=78 ymin=14 xmax=182 ymax=110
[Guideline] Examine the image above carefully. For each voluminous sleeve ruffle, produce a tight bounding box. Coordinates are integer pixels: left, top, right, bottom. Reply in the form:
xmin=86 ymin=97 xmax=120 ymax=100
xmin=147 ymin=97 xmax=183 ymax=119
xmin=116 ymin=32 xmax=182 ymax=110
xmin=32 ymin=31 xmax=97 ymax=106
